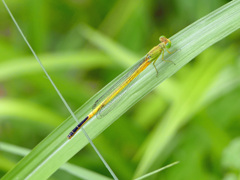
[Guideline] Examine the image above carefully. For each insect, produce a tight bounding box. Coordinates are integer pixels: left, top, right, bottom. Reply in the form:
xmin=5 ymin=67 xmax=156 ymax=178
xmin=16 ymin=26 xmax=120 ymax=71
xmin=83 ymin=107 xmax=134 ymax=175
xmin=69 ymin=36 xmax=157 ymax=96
xmin=67 ymin=35 xmax=175 ymax=139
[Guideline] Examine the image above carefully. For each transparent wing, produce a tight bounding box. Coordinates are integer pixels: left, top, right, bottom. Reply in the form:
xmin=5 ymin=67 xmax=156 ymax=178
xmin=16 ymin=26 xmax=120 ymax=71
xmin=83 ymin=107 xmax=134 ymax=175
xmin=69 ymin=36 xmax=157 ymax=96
xmin=93 ymin=57 xmax=146 ymax=119
xmin=96 ymin=71 xmax=141 ymax=118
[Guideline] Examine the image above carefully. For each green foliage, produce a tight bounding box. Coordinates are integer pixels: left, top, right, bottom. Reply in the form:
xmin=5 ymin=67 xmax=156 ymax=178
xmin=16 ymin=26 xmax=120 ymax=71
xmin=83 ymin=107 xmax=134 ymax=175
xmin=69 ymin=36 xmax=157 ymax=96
xmin=0 ymin=0 xmax=240 ymax=179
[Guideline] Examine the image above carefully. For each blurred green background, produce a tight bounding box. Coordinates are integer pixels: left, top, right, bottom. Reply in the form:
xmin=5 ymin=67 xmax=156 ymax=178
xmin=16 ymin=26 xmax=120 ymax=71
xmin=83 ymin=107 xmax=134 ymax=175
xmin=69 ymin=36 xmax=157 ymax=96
xmin=1 ymin=0 xmax=240 ymax=179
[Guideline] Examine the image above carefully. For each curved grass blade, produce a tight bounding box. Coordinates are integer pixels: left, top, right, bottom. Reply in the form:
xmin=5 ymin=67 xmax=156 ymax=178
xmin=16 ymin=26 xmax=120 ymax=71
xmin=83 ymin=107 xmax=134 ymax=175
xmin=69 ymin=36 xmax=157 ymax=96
xmin=0 ymin=142 xmax=112 ymax=180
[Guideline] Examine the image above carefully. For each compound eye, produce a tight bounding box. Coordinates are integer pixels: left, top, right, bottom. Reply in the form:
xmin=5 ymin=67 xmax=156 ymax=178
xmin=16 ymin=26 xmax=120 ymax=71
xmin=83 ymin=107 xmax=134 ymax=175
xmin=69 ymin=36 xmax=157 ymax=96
xmin=159 ymin=35 xmax=166 ymax=42
xmin=165 ymin=41 xmax=171 ymax=48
